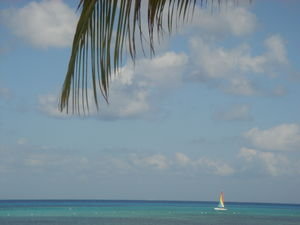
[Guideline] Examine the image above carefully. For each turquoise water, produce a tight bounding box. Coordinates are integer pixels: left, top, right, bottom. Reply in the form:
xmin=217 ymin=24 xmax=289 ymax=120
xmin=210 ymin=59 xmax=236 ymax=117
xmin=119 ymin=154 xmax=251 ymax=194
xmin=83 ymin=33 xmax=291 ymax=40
xmin=0 ymin=200 xmax=299 ymax=225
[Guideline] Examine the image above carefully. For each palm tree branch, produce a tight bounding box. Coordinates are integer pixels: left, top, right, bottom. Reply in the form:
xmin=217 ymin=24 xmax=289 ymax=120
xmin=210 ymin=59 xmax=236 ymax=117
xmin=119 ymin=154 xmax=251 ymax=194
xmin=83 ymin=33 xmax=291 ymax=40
xmin=60 ymin=0 xmax=249 ymax=114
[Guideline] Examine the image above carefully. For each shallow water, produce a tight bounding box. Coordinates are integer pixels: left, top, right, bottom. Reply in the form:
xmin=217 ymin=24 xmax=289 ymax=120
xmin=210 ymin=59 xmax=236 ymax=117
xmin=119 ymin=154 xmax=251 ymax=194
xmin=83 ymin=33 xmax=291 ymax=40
xmin=0 ymin=200 xmax=299 ymax=225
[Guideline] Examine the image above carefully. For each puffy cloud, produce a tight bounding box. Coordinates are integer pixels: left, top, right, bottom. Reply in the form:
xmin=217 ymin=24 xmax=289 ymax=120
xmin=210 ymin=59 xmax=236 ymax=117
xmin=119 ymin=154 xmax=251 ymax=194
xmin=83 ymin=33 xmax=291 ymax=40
xmin=22 ymin=153 xmax=90 ymax=172
xmin=258 ymin=152 xmax=289 ymax=176
xmin=1 ymin=0 xmax=78 ymax=48
xmin=175 ymin=152 xmax=191 ymax=166
xmin=238 ymin=147 xmax=292 ymax=176
xmin=238 ymin=147 xmax=257 ymax=161
xmin=244 ymin=124 xmax=300 ymax=151
xmin=47 ymin=151 xmax=232 ymax=175
xmin=38 ymin=52 xmax=188 ymax=120
xmin=175 ymin=152 xmax=235 ymax=176
xmin=38 ymin=94 xmax=68 ymax=118
xmin=190 ymin=36 xmax=287 ymax=77
xmin=1 ymin=143 xmax=235 ymax=177
xmin=189 ymin=5 xmax=257 ymax=36
xmin=195 ymin=158 xmax=235 ymax=176
xmin=264 ymin=35 xmax=288 ymax=65
xmin=240 ymin=123 xmax=300 ymax=176
xmin=110 ymin=158 xmax=132 ymax=171
xmin=123 ymin=51 xmax=188 ymax=88
xmin=31 ymin=3 xmax=289 ymax=120
xmin=188 ymin=34 xmax=288 ymax=96
xmin=224 ymin=77 xmax=258 ymax=96
xmin=129 ymin=152 xmax=235 ymax=176
xmin=213 ymin=104 xmax=252 ymax=121
xmin=131 ymin=154 xmax=170 ymax=170
xmin=38 ymin=88 xmax=152 ymax=119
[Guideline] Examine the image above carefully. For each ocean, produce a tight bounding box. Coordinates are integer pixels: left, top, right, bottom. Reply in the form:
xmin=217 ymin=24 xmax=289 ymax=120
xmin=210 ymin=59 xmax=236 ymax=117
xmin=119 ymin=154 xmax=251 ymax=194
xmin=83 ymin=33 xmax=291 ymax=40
xmin=0 ymin=200 xmax=299 ymax=225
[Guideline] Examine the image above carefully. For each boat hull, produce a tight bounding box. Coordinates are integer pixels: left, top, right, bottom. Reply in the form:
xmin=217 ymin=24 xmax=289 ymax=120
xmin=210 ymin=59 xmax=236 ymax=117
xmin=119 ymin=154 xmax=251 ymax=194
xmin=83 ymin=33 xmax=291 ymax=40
xmin=214 ymin=207 xmax=227 ymax=211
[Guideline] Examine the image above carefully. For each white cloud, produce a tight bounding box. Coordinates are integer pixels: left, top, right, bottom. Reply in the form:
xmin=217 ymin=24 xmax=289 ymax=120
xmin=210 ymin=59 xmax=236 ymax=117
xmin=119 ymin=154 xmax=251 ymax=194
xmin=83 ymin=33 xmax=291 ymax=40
xmin=22 ymin=153 xmax=90 ymax=172
xmin=110 ymin=158 xmax=132 ymax=171
xmin=238 ymin=147 xmax=257 ymax=161
xmin=195 ymin=158 xmax=235 ymax=176
xmin=224 ymin=77 xmax=258 ymax=96
xmin=188 ymin=34 xmax=288 ymax=96
xmin=126 ymin=52 xmax=188 ymax=88
xmin=258 ymin=152 xmax=289 ymax=176
xmin=264 ymin=35 xmax=288 ymax=65
xmin=131 ymin=154 xmax=170 ymax=170
xmin=189 ymin=5 xmax=257 ymax=36
xmin=1 ymin=0 xmax=78 ymax=48
xmin=190 ymin=36 xmax=287 ymax=78
xmin=129 ymin=152 xmax=235 ymax=175
xmin=244 ymin=124 xmax=300 ymax=151
xmin=214 ymin=104 xmax=252 ymax=121
xmin=38 ymin=94 xmax=68 ymax=118
xmin=38 ymin=52 xmax=188 ymax=120
xmin=38 ymin=87 xmax=151 ymax=120
xmin=175 ymin=152 xmax=235 ymax=176
xmin=28 ymin=4 xmax=289 ymax=120
xmin=238 ymin=147 xmax=291 ymax=176
xmin=240 ymin=123 xmax=300 ymax=176
xmin=21 ymin=151 xmax=234 ymax=176
xmin=175 ymin=152 xmax=191 ymax=166
xmin=1 ymin=142 xmax=236 ymax=177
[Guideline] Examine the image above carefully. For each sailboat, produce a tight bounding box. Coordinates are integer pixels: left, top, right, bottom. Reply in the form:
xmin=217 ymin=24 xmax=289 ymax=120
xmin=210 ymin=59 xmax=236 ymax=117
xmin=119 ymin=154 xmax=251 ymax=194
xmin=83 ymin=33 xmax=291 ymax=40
xmin=214 ymin=192 xmax=227 ymax=211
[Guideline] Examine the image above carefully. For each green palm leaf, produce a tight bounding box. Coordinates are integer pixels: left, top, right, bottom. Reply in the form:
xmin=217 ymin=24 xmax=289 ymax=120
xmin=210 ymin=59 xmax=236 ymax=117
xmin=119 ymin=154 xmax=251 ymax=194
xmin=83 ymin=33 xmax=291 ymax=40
xmin=60 ymin=0 xmax=249 ymax=114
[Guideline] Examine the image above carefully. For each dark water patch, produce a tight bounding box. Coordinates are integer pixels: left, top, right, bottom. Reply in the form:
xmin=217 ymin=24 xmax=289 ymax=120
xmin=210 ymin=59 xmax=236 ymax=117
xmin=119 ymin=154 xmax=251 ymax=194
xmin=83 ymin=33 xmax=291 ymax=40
xmin=0 ymin=215 xmax=300 ymax=225
xmin=0 ymin=217 xmax=202 ymax=225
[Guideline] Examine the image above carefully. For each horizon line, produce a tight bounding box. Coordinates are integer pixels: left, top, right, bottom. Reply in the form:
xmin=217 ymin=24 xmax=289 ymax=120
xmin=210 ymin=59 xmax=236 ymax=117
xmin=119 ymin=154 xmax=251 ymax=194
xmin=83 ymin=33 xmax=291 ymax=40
xmin=0 ymin=199 xmax=299 ymax=206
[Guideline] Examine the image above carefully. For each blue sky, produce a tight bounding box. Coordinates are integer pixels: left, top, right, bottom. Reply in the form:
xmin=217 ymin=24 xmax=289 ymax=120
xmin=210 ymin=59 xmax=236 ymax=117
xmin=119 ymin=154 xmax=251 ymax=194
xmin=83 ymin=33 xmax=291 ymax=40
xmin=1 ymin=0 xmax=300 ymax=203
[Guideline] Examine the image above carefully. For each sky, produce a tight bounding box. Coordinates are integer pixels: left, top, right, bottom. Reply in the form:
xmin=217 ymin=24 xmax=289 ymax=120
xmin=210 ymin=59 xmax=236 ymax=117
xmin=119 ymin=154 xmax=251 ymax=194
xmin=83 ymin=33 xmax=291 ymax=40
xmin=1 ymin=0 xmax=300 ymax=204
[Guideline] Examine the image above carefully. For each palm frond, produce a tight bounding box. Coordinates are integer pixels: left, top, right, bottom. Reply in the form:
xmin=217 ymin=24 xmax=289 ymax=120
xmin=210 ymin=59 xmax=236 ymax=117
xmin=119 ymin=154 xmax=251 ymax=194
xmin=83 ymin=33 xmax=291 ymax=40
xmin=59 ymin=0 xmax=250 ymax=114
